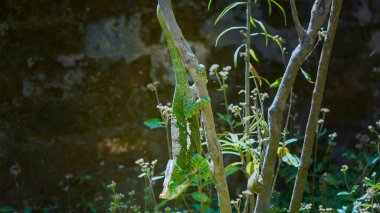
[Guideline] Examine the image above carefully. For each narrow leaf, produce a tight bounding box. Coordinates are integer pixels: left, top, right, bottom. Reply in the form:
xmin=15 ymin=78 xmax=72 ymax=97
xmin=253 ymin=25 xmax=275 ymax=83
xmin=271 ymin=0 xmax=287 ymax=26
xmin=337 ymin=191 xmax=351 ymax=196
xmin=192 ymin=192 xmax=210 ymax=203
xmin=144 ymin=118 xmax=165 ymax=129
xmin=253 ymin=18 xmax=268 ymax=46
xmin=208 ymin=0 xmax=213 ymax=11
xmin=301 ymin=68 xmax=314 ymax=84
xmin=249 ymin=16 xmax=257 ymax=28
xmin=249 ymin=63 xmax=262 ymax=87
xmin=215 ymin=26 xmax=246 ymax=47
xmin=270 ymin=77 xmax=282 ymax=88
xmin=214 ymin=2 xmax=246 ymax=26
xmin=233 ymin=44 xmax=245 ymax=68
xmin=151 ymin=176 xmax=164 ymax=181
xmin=249 ymin=49 xmax=259 ymax=62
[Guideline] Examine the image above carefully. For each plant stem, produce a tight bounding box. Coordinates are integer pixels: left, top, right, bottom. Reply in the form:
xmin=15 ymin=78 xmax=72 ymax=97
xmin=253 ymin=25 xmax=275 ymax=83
xmin=154 ymin=89 xmax=172 ymax=158
xmin=216 ymin=73 xmax=234 ymax=132
xmin=223 ymin=87 xmax=234 ymax=132
xmin=147 ymin=173 xmax=157 ymax=210
xmin=271 ymin=159 xmax=282 ymax=196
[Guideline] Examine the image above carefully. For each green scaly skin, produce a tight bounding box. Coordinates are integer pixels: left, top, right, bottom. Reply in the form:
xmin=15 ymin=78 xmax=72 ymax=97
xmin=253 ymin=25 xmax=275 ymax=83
xmin=157 ymin=5 xmax=211 ymax=200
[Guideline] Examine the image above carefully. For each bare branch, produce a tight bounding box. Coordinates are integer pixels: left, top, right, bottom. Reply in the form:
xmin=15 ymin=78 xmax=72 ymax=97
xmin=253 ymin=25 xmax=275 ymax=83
xmin=289 ymin=0 xmax=343 ymax=212
xmin=157 ymin=1 xmax=232 ymax=212
xmin=254 ymin=0 xmax=332 ymax=212
xmin=290 ymin=0 xmax=306 ymax=41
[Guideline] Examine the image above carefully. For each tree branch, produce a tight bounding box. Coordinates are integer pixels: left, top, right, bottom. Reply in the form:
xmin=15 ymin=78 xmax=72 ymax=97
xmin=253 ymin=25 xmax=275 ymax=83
xmin=290 ymin=0 xmax=306 ymax=41
xmin=254 ymin=0 xmax=332 ymax=212
xmin=288 ymin=0 xmax=343 ymax=212
xmin=157 ymin=1 xmax=232 ymax=212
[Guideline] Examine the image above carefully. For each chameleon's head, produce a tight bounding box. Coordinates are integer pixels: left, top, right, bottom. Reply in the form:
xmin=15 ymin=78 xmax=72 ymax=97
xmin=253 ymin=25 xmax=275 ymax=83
xmin=159 ymin=160 xmax=190 ymax=200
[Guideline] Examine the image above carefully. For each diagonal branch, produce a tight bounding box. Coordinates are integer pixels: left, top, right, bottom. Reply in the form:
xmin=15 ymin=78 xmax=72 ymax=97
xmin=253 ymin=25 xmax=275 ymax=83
xmin=290 ymin=0 xmax=306 ymax=41
xmin=289 ymin=0 xmax=343 ymax=212
xmin=157 ymin=1 xmax=232 ymax=212
xmin=254 ymin=0 xmax=332 ymax=212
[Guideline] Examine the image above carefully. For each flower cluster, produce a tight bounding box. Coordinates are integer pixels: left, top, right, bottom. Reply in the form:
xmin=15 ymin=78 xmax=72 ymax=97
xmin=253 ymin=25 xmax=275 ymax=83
xmin=146 ymin=81 xmax=160 ymax=92
xmin=228 ymin=104 xmax=242 ymax=117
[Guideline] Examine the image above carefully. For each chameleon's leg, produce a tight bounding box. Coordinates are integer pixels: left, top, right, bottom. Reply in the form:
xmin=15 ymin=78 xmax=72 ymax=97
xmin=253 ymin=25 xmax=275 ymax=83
xmin=183 ymin=89 xmax=210 ymax=118
xmin=189 ymin=153 xmax=211 ymax=181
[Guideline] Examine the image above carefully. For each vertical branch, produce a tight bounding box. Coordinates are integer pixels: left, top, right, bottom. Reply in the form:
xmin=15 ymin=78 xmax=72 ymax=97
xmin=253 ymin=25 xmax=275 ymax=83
xmin=254 ymin=0 xmax=332 ymax=212
xmin=157 ymin=1 xmax=232 ymax=212
xmin=289 ymin=0 xmax=343 ymax=212
xmin=244 ymin=0 xmax=252 ymax=141
xmin=243 ymin=1 xmax=253 ymax=211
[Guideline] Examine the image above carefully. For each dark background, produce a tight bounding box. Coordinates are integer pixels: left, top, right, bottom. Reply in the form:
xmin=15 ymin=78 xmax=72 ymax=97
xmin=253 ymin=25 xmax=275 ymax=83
xmin=0 ymin=0 xmax=379 ymax=211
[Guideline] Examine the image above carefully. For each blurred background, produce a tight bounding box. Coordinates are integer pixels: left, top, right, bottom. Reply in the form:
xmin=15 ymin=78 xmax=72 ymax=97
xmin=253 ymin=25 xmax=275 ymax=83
xmin=0 ymin=0 xmax=379 ymax=211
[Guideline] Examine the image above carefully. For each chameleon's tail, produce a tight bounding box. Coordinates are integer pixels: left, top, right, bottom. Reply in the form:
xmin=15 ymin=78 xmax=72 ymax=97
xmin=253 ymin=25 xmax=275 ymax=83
xmin=159 ymin=160 xmax=190 ymax=200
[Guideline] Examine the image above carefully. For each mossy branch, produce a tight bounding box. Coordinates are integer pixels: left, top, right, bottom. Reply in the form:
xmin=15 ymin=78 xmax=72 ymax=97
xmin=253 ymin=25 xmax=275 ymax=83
xmin=157 ymin=1 xmax=232 ymax=212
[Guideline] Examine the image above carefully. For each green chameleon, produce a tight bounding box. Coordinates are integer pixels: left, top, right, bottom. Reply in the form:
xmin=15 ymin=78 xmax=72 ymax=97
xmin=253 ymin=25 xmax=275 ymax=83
xmin=157 ymin=5 xmax=212 ymax=200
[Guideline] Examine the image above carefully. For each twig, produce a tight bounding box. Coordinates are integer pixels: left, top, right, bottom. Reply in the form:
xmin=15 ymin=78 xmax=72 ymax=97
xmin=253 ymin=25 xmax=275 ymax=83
xmin=288 ymin=0 xmax=343 ymax=212
xmin=290 ymin=0 xmax=306 ymax=41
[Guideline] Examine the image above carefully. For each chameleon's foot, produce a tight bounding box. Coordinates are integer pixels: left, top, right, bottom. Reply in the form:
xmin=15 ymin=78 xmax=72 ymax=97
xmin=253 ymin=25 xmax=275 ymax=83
xmin=196 ymin=64 xmax=206 ymax=74
xmin=190 ymin=153 xmax=211 ymax=181
xmin=198 ymin=97 xmax=211 ymax=108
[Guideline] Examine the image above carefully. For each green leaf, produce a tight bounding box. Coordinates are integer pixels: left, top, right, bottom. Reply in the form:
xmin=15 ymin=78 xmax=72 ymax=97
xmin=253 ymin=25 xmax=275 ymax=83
xmin=156 ymin=199 xmax=169 ymax=209
xmin=222 ymin=150 xmax=241 ymax=156
xmin=208 ymin=0 xmax=213 ymax=10
xmin=82 ymin=175 xmax=92 ymax=181
xmin=337 ymin=191 xmax=351 ymax=196
xmin=321 ymin=173 xmax=338 ymax=188
xmin=151 ymin=176 xmax=164 ymax=181
xmin=245 ymin=162 xmax=255 ymax=175
xmin=233 ymin=44 xmax=245 ymax=68
xmin=216 ymin=26 xmax=246 ymax=47
xmin=281 ymin=152 xmax=300 ymax=167
xmin=252 ymin=18 xmax=268 ymax=46
xmin=143 ymin=118 xmax=164 ymax=129
xmin=271 ymin=0 xmax=287 ymax=26
xmin=225 ymin=165 xmax=240 ymax=176
xmin=225 ymin=162 xmax=242 ymax=170
xmin=367 ymin=155 xmax=379 ymax=166
xmin=270 ymin=77 xmax=283 ymax=88
xmin=191 ymin=192 xmax=210 ymax=203
xmin=214 ymin=2 xmax=246 ymax=25
xmin=301 ymin=68 xmax=314 ymax=84
xmin=249 ymin=16 xmax=257 ymax=28
xmin=249 ymin=118 xmax=263 ymax=131
xmin=249 ymin=63 xmax=262 ymax=87
xmin=138 ymin=173 xmax=146 ymax=178
xmin=249 ymin=49 xmax=259 ymax=62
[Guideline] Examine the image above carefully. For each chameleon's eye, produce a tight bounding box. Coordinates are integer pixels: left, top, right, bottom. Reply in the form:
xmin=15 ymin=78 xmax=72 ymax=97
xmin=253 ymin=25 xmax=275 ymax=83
xmin=196 ymin=64 xmax=206 ymax=74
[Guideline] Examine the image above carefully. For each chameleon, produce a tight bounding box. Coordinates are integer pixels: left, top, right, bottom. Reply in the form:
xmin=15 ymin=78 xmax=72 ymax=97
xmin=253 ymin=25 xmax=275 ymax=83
xmin=157 ymin=5 xmax=212 ymax=200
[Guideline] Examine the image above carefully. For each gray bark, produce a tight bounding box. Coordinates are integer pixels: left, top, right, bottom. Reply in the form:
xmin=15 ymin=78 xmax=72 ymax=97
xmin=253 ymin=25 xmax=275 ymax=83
xmin=289 ymin=0 xmax=343 ymax=212
xmin=157 ymin=1 xmax=232 ymax=212
xmin=254 ymin=0 xmax=332 ymax=212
